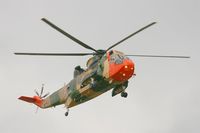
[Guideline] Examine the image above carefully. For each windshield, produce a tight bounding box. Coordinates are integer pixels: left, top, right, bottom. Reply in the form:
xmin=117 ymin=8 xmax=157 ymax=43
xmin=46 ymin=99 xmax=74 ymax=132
xmin=110 ymin=54 xmax=127 ymax=64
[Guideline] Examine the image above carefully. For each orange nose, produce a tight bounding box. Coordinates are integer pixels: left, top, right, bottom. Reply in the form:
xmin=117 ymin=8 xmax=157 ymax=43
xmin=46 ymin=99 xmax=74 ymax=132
xmin=109 ymin=59 xmax=135 ymax=82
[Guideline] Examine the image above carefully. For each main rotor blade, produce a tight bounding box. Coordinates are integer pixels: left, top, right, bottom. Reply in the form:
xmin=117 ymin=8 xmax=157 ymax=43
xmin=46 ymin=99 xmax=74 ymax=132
xmin=41 ymin=18 xmax=99 ymax=53
xmin=126 ymin=54 xmax=190 ymax=58
xmin=14 ymin=52 xmax=94 ymax=56
xmin=106 ymin=22 xmax=157 ymax=51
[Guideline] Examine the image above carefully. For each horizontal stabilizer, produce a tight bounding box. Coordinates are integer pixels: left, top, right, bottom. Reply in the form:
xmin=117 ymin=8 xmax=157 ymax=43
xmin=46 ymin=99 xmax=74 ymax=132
xmin=18 ymin=96 xmax=36 ymax=103
xmin=18 ymin=96 xmax=42 ymax=107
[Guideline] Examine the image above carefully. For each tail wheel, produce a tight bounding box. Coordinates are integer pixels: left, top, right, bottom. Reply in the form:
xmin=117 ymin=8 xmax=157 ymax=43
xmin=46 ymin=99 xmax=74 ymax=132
xmin=121 ymin=92 xmax=128 ymax=98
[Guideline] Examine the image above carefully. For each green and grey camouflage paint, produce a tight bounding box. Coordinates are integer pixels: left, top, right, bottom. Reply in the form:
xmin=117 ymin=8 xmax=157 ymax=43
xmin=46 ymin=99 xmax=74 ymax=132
xmin=40 ymin=51 xmax=128 ymax=109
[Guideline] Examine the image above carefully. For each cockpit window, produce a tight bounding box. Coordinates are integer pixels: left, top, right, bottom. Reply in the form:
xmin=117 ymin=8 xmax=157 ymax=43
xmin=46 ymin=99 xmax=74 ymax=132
xmin=110 ymin=54 xmax=125 ymax=64
xmin=115 ymin=58 xmax=123 ymax=64
xmin=117 ymin=54 xmax=125 ymax=60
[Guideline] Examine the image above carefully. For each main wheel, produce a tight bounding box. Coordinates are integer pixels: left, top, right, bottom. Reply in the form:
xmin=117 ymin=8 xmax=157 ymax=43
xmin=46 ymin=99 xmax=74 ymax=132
xmin=121 ymin=92 xmax=128 ymax=98
xmin=65 ymin=112 xmax=69 ymax=116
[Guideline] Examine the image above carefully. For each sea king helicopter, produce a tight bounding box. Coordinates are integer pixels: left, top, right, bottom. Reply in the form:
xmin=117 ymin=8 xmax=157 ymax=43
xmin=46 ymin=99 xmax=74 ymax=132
xmin=16 ymin=18 xmax=189 ymax=116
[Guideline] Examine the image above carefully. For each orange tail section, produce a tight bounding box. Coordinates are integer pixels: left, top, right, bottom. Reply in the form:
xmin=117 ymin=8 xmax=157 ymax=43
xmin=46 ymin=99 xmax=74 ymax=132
xmin=18 ymin=96 xmax=42 ymax=107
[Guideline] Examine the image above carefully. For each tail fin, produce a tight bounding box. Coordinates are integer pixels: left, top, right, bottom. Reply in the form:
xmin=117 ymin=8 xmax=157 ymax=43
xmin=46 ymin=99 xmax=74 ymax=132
xmin=18 ymin=96 xmax=42 ymax=107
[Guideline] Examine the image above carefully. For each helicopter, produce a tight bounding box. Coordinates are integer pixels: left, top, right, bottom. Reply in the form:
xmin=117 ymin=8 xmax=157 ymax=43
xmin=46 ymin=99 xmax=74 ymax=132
xmin=16 ymin=18 xmax=190 ymax=116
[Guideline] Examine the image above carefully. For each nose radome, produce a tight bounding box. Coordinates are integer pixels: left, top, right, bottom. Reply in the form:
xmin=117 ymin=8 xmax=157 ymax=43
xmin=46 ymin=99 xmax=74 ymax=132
xmin=109 ymin=59 xmax=135 ymax=82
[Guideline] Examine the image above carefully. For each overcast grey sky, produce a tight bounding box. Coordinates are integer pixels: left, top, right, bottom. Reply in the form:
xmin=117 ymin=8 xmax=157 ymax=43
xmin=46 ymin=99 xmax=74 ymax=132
xmin=0 ymin=0 xmax=199 ymax=133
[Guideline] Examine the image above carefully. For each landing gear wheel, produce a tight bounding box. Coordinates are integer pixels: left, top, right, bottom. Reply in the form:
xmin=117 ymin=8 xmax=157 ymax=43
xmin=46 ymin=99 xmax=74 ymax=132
xmin=121 ymin=92 xmax=128 ymax=98
xmin=65 ymin=112 xmax=69 ymax=116
xmin=65 ymin=106 xmax=69 ymax=116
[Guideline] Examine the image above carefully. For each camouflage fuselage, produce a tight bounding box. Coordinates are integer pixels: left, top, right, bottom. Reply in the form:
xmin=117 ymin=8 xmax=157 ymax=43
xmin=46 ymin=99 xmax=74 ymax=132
xmin=40 ymin=50 xmax=134 ymax=109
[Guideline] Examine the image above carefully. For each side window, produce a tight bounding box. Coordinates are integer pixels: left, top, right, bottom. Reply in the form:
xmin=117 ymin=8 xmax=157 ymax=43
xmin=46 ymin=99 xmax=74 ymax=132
xmin=67 ymin=85 xmax=70 ymax=90
xmin=110 ymin=56 xmax=116 ymax=63
xmin=81 ymin=78 xmax=91 ymax=88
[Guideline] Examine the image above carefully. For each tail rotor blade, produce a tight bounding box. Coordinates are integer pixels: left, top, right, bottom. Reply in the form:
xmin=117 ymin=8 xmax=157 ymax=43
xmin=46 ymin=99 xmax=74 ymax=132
xmin=41 ymin=92 xmax=50 ymax=99
xmin=40 ymin=84 xmax=44 ymax=97
xmin=35 ymin=90 xmax=39 ymax=96
xmin=35 ymin=107 xmax=39 ymax=114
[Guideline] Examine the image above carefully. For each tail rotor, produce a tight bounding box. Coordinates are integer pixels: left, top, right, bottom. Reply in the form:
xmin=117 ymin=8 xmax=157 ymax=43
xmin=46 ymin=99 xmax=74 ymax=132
xmin=18 ymin=84 xmax=50 ymax=111
xmin=35 ymin=84 xmax=49 ymax=99
xmin=34 ymin=84 xmax=49 ymax=113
